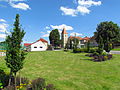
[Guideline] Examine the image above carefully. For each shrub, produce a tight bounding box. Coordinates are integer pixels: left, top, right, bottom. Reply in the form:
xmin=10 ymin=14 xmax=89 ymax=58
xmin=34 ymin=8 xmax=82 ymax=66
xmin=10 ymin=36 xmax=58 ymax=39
xmin=93 ymin=52 xmax=99 ymax=56
xmin=101 ymin=52 xmax=107 ymax=56
xmin=89 ymin=48 xmax=97 ymax=53
xmin=46 ymin=84 xmax=55 ymax=90
xmin=4 ymin=85 xmax=15 ymax=90
xmin=73 ymin=48 xmax=87 ymax=53
xmin=107 ymin=54 xmax=112 ymax=60
xmin=16 ymin=77 xmax=29 ymax=86
xmin=0 ymin=69 xmax=9 ymax=88
xmin=73 ymin=48 xmax=98 ymax=53
xmin=31 ymin=78 xmax=46 ymax=90
xmin=93 ymin=54 xmax=113 ymax=62
xmin=86 ymin=53 xmax=113 ymax=62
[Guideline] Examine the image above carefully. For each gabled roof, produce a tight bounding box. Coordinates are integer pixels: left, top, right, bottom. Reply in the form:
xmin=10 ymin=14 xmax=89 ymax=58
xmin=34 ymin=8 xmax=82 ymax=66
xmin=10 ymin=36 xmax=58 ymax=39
xmin=69 ymin=36 xmax=82 ymax=40
xmin=24 ymin=43 xmax=32 ymax=47
xmin=24 ymin=38 xmax=48 ymax=47
xmin=82 ymin=37 xmax=90 ymax=40
xmin=69 ymin=36 xmax=90 ymax=40
xmin=62 ymin=28 xmax=68 ymax=34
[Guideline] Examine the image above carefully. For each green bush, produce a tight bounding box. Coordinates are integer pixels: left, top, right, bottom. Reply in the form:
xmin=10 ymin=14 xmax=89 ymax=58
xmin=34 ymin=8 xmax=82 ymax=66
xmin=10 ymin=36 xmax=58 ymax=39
xmin=89 ymin=48 xmax=97 ymax=53
xmin=73 ymin=48 xmax=98 ymax=53
xmin=46 ymin=84 xmax=55 ymax=90
xmin=31 ymin=78 xmax=46 ymax=90
xmin=0 ymin=69 xmax=9 ymax=88
xmin=101 ymin=52 xmax=107 ymax=56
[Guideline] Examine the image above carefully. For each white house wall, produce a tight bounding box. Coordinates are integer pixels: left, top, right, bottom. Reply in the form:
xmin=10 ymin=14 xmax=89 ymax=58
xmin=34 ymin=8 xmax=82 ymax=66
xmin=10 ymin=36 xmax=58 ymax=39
xmin=31 ymin=41 xmax=48 ymax=51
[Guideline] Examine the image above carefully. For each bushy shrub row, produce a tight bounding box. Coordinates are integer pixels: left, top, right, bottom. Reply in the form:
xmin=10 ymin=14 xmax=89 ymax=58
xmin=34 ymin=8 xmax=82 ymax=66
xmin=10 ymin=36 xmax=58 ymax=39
xmin=73 ymin=48 xmax=98 ymax=53
xmin=85 ymin=52 xmax=112 ymax=62
xmin=1 ymin=75 xmax=56 ymax=90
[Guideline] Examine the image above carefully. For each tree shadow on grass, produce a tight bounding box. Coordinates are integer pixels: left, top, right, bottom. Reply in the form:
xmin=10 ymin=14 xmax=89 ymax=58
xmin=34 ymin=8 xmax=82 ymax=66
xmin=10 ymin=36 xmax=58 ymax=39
xmin=0 ymin=69 xmax=9 ymax=88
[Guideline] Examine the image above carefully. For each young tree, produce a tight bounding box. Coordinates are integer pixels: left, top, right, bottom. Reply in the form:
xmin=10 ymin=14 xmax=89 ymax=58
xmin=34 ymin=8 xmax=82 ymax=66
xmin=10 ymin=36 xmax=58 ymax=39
xmin=49 ymin=29 xmax=60 ymax=47
xmin=73 ymin=38 xmax=79 ymax=49
xmin=94 ymin=21 xmax=120 ymax=53
xmin=5 ymin=14 xmax=26 ymax=89
xmin=87 ymin=40 xmax=90 ymax=52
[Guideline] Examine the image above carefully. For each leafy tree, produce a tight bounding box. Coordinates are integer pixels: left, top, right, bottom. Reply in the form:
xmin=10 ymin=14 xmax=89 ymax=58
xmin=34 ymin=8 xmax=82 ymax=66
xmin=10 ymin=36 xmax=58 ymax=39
xmin=49 ymin=29 xmax=60 ymax=47
xmin=94 ymin=21 xmax=120 ymax=53
xmin=69 ymin=39 xmax=73 ymax=49
xmin=72 ymin=38 xmax=79 ymax=49
xmin=5 ymin=14 xmax=26 ymax=89
xmin=97 ymin=35 xmax=104 ymax=54
xmin=87 ymin=40 xmax=90 ymax=52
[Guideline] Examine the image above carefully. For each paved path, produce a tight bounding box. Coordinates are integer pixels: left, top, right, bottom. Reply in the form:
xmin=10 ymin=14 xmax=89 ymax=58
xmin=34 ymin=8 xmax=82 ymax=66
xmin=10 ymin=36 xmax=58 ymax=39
xmin=110 ymin=51 xmax=120 ymax=54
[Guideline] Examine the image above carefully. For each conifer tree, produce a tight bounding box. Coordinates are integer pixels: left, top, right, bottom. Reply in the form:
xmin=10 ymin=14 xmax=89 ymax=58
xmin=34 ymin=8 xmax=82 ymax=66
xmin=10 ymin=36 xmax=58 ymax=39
xmin=5 ymin=14 xmax=25 ymax=89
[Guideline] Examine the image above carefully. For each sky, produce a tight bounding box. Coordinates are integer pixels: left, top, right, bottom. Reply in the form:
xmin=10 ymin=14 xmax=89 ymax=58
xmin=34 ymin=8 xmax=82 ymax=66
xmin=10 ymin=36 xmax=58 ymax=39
xmin=0 ymin=0 xmax=120 ymax=43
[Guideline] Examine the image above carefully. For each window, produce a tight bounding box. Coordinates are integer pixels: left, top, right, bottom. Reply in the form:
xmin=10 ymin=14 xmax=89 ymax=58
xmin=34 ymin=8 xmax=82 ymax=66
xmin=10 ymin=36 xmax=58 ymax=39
xmin=34 ymin=46 xmax=37 ymax=48
xmin=40 ymin=46 xmax=43 ymax=48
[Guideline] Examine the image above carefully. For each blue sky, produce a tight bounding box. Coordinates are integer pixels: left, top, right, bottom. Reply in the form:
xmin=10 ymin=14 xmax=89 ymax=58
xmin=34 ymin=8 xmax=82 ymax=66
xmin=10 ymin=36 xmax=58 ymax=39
xmin=0 ymin=0 xmax=120 ymax=43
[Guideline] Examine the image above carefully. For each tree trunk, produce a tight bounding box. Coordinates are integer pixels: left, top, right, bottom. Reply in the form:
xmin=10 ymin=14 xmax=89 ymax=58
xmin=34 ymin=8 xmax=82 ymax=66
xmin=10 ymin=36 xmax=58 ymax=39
xmin=19 ymin=71 xmax=21 ymax=86
xmin=14 ymin=73 xmax=17 ymax=90
xmin=8 ymin=70 xmax=12 ymax=86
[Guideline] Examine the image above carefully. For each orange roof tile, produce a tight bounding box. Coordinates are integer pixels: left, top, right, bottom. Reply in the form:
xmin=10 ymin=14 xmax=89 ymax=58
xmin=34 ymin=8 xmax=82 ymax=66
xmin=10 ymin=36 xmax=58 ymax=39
xmin=24 ymin=38 xmax=48 ymax=47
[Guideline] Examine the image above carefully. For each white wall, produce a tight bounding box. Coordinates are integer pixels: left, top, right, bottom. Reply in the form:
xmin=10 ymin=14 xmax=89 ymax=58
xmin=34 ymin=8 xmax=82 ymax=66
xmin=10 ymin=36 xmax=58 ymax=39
xmin=30 ymin=41 xmax=48 ymax=51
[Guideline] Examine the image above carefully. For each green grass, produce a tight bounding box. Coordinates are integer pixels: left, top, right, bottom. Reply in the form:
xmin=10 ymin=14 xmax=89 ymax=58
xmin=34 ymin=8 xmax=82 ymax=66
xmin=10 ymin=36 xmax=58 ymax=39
xmin=112 ymin=47 xmax=120 ymax=51
xmin=1 ymin=51 xmax=120 ymax=90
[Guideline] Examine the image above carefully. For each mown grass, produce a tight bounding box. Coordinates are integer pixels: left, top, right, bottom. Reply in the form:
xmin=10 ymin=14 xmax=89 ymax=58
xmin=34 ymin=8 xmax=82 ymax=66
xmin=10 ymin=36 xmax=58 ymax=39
xmin=112 ymin=47 xmax=120 ymax=51
xmin=0 ymin=51 xmax=120 ymax=90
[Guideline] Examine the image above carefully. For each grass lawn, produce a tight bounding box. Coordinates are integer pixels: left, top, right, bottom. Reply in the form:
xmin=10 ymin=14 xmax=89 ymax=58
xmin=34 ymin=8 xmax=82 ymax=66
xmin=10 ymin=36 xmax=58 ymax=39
xmin=1 ymin=51 xmax=120 ymax=90
xmin=112 ymin=47 xmax=120 ymax=51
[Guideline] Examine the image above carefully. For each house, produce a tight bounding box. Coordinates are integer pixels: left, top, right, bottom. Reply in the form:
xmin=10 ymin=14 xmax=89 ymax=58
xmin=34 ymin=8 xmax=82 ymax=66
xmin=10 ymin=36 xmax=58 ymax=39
xmin=24 ymin=38 xmax=48 ymax=51
xmin=61 ymin=28 xmax=90 ymax=48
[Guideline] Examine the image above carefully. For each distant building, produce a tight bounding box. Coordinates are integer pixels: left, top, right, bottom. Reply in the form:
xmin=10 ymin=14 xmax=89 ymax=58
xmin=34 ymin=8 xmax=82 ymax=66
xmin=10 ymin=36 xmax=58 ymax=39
xmin=61 ymin=28 xmax=90 ymax=48
xmin=68 ymin=36 xmax=90 ymax=48
xmin=61 ymin=28 xmax=68 ymax=47
xmin=24 ymin=38 xmax=48 ymax=51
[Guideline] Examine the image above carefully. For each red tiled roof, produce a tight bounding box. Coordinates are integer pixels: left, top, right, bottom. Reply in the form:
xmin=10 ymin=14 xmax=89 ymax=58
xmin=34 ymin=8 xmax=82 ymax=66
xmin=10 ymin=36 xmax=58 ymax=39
xmin=24 ymin=38 xmax=48 ymax=47
xmin=39 ymin=38 xmax=48 ymax=43
xmin=69 ymin=36 xmax=82 ymax=40
xmin=24 ymin=43 xmax=32 ymax=47
xmin=69 ymin=36 xmax=90 ymax=40
xmin=82 ymin=37 xmax=90 ymax=40
xmin=62 ymin=28 xmax=68 ymax=34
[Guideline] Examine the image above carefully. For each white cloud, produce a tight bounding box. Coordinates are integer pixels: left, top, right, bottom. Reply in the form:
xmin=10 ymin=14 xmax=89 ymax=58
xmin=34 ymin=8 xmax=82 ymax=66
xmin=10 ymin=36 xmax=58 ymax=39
xmin=45 ymin=26 xmax=50 ymax=30
xmin=40 ymin=31 xmax=45 ymax=34
xmin=60 ymin=6 xmax=77 ymax=17
xmin=47 ymin=30 xmax=51 ymax=34
xmin=42 ymin=34 xmax=49 ymax=37
xmin=0 ymin=34 xmax=6 ymax=38
xmin=50 ymin=24 xmax=73 ymax=30
xmin=0 ymin=19 xmax=6 ymax=22
xmin=0 ymin=23 xmax=8 ymax=33
xmin=78 ymin=0 xmax=102 ymax=7
xmin=10 ymin=3 xmax=31 ymax=10
xmin=77 ymin=6 xmax=90 ymax=15
xmin=60 ymin=0 xmax=102 ymax=16
xmin=0 ymin=0 xmax=31 ymax=10
xmin=70 ymin=32 xmax=83 ymax=36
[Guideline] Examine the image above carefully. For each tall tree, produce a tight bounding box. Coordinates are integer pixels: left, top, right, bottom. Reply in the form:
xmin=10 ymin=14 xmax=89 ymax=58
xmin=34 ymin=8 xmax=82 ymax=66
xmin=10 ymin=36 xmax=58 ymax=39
xmin=5 ymin=14 xmax=26 ymax=89
xmin=49 ymin=29 xmax=60 ymax=47
xmin=94 ymin=21 xmax=120 ymax=53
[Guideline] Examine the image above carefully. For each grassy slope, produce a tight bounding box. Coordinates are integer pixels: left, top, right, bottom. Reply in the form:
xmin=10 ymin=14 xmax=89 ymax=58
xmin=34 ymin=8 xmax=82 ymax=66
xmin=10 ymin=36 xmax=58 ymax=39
xmin=0 ymin=51 xmax=120 ymax=90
